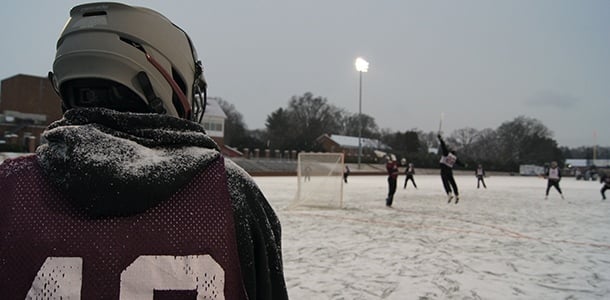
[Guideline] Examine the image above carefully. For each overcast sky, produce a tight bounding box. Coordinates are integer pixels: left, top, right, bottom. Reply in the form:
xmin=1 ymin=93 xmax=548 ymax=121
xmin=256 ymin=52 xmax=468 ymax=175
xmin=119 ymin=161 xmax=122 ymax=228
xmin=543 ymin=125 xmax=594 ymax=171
xmin=1 ymin=0 xmax=609 ymax=148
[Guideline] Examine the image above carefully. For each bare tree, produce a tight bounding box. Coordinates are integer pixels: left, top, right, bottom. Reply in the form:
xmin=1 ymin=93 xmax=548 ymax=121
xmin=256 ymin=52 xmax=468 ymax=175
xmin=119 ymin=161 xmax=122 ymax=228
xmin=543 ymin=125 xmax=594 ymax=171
xmin=341 ymin=113 xmax=379 ymax=138
xmin=448 ymin=127 xmax=479 ymax=152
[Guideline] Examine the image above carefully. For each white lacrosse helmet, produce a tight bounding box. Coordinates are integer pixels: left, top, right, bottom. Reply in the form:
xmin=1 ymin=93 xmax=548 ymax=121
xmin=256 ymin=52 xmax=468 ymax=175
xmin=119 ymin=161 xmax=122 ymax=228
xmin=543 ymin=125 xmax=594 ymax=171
xmin=50 ymin=2 xmax=207 ymax=121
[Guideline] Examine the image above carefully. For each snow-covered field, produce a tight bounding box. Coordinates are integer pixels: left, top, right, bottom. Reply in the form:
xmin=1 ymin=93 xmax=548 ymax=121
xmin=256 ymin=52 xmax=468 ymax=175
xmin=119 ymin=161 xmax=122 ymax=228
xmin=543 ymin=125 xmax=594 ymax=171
xmin=254 ymin=174 xmax=610 ymax=299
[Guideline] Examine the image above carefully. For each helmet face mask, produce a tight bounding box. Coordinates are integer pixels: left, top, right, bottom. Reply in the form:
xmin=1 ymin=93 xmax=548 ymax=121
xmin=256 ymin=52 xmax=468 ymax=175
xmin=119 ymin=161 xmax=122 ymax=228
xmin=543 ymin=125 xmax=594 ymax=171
xmin=51 ymin=2 xmax=207 ymax=121
xmin=61 ymin=78 xmax=151 ymax=113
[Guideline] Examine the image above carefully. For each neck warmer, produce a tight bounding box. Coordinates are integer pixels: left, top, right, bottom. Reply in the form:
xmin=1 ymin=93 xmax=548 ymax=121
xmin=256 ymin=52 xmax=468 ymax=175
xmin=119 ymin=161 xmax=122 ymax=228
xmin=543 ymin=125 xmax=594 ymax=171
xmin=36 ymin=107 xmax=220 ymax=217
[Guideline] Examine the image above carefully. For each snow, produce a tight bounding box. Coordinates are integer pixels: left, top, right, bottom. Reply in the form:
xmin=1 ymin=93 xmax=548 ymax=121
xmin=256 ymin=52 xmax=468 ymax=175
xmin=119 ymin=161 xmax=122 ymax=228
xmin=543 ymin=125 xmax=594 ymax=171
xmin=253 ymin=174 xmax=610 ymax=299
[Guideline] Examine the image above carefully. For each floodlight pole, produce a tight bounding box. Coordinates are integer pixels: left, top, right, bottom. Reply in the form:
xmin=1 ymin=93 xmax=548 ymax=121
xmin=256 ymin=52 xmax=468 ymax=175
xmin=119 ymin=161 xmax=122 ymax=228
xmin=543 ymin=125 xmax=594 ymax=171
xmin=358 ymin=70 xmax=363 ymax=169
xmin=355 ymin=57 xmax=369 ymax=170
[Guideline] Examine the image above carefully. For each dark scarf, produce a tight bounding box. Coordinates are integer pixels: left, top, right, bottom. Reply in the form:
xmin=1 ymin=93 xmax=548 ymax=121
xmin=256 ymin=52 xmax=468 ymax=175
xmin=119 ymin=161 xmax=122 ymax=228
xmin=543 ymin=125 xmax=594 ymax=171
xmin=36 ymin=107 xmax=220 ymax=217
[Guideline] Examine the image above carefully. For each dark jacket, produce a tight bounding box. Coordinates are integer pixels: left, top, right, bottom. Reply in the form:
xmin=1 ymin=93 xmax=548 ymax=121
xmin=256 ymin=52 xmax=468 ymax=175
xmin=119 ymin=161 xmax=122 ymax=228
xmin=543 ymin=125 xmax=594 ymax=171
xmin=602 ymin=173 xmax=610 ymax=187
xmin=0 ymin=108 xmax=288 ymax=299
xmin=438 ymin=136 xmax=464 ymax=171
xmin=405 ymin=165 xmax=415 ymax=176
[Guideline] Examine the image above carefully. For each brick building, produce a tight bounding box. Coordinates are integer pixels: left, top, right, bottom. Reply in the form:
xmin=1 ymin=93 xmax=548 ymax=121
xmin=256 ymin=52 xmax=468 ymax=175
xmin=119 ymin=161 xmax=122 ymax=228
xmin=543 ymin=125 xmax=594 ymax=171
xmin=0 ymin=74 xmax=63 ymax=152
xmin=1 ymin=74 xmax=237 ymax=156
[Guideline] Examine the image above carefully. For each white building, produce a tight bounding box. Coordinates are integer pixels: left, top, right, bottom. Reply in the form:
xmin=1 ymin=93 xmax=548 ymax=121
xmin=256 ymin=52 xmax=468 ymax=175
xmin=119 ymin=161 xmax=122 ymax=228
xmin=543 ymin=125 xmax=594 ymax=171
xmin=200 ymin=97 xmax=226 ymax=141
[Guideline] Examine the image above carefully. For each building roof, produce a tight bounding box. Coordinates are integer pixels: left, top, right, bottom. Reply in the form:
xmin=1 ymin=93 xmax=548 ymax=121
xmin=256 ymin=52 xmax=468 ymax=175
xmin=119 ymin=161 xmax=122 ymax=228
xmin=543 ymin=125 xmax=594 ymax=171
xmin=566 ymin=158 xmax=610 ymax=168
xmin=1 ymin=73 xmax=43 ymax=82
xmin=203 ymin=98 xmax=226 ymax=119
xmin=323 ymin=134 xmax=390 ymax=150
xmin=566 ymin=159 xmax=588 ymax=167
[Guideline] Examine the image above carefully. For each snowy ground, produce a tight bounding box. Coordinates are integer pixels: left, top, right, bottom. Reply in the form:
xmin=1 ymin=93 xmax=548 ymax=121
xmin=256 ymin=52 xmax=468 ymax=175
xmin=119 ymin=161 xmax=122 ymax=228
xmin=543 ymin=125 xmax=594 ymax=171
xmin=253 ymin=174 xmax=610 ymax=300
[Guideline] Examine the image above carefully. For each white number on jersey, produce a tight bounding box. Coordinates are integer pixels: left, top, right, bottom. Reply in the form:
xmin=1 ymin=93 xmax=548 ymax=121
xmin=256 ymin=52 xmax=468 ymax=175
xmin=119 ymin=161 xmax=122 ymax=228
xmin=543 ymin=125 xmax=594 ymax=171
xmin=26 ymin=255 xmax=225 ymax=299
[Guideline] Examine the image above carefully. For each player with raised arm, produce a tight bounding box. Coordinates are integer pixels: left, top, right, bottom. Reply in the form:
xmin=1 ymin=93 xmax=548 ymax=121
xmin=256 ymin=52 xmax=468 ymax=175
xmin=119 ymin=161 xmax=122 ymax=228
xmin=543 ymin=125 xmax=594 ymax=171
xmin=438 ymin=134 xmax=465 ymax=204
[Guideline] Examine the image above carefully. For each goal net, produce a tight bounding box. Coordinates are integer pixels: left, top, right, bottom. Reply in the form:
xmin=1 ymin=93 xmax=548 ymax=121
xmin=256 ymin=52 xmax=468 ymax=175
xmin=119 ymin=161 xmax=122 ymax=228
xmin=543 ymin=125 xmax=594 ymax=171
xmin=291 ymin=152 xmax=345 ymax=209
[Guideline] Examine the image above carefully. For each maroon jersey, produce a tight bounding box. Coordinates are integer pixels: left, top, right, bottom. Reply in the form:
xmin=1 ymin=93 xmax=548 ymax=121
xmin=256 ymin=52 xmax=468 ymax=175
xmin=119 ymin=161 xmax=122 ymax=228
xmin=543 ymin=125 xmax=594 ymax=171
xmin=386 ymin=161 xmax=399 ymax=179
xmin=0 ymin=155 xmax=246 ymax=299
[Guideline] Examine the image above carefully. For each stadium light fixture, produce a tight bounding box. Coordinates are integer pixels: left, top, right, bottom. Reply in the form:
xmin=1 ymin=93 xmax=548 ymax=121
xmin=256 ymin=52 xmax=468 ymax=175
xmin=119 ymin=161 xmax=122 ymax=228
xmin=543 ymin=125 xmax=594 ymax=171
xmin=355 ymin=57 xmax=369 ymax=169
xmin=355 ymin=57 xmax=369 ymax=73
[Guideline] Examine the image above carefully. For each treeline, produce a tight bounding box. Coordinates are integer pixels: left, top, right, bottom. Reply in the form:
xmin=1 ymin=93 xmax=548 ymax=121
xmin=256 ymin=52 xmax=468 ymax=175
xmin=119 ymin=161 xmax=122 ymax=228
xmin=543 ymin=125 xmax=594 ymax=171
xmin=217 ymin=92 xmax=608 ymax=172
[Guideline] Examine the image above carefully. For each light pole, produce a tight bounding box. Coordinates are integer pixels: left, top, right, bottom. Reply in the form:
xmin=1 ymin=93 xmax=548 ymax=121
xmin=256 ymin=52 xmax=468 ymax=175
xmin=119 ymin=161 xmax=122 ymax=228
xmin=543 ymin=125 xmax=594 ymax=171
xmin=355 ymin=57 xmax=369 ymax=169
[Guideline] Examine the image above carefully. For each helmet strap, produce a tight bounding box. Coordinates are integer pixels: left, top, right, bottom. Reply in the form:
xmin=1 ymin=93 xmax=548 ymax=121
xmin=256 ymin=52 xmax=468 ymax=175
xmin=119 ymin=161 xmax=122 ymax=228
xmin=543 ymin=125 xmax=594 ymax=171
xmin=136 ymin=72 xmax=166 ymax=115
xmin=192 ymin=60 xmax=207 ymax=123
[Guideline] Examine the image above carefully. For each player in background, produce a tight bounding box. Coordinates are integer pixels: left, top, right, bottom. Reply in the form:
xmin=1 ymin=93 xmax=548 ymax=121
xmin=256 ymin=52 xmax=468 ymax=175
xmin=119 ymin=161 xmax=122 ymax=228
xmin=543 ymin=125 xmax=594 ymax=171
xmin=438 ymin=134 xmax=465 ymax=204
xmin=403 ymin=162 xmax=417 ymax=189
xmin=544 ymin=161 xmax=565 ymax=199
xmin=475 ymin=164 xmax=487 ymax=189
xmin=343 ymin=165 xmax=350 ymax=183
xmin=0 ymin=3 xmax=288 ymax=299
xmin=385 ymin=156 xmax=400 ymax=207
xmin=304 ymin=165 xmax=312 ymax=182
xmin=600 ymin=172 xmax=610 ymax=200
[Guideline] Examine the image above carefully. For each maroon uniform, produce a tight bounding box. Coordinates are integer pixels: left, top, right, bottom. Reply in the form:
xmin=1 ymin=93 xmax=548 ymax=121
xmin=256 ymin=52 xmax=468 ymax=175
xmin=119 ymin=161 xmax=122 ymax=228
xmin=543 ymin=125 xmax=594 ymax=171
xmin=385 ymin=160 xmax=399 ymax=206
xmin=0 ymin=108 xmax=288 ymax=299
xmin=1 ymin=155 xmax=245 ymax=299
